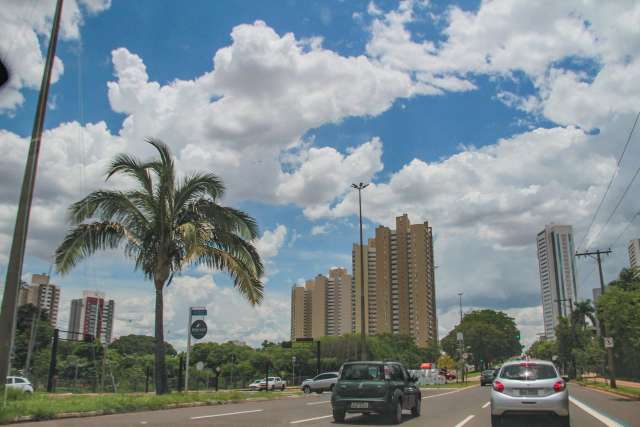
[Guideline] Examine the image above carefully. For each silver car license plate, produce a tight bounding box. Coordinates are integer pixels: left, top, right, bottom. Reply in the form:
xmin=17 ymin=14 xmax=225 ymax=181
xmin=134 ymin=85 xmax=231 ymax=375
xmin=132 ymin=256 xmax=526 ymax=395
xmin=519 ymin=389 xmax=538 ymax=396
xmin=351 ymin=402 xmax=369 ymax=409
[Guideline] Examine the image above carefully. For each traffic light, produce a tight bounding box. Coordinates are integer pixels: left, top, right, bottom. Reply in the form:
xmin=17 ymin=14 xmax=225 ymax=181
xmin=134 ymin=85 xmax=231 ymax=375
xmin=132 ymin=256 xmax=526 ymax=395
xmin=516 ymin=331 xmax=521 ymax=341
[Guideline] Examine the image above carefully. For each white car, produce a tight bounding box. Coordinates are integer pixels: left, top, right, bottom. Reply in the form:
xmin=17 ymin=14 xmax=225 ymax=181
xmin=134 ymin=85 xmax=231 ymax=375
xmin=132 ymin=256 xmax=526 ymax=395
xmin=249 ymin=377 xmax=287 ymax=391
xmin=301 ymin=372 xmax=338 ymax=394
xmin=491 ymin=359 xmax=569 ymax=426
xmin=6 ymin=376 xmax=34 ymax=394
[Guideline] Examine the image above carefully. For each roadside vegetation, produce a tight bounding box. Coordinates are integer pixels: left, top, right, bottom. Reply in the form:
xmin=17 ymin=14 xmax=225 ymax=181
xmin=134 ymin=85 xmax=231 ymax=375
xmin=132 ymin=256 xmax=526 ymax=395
xmin=0 ymin=390 xmax=291 ymax=424
xmin=528 ymin=267 xmax=640 ymax=382
xmin=577 ymin=379 xmax=640 ymax=399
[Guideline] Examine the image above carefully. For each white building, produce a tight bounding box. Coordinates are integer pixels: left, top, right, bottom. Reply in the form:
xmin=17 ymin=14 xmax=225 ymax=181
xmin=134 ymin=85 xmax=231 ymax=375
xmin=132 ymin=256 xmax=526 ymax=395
xmin=536 ymin=225 xmax=578 ymax=340
xmin=628 ymin=239 xmax=640 ymax=269
xmin=18 ymin=274 xmax=61 ymax=327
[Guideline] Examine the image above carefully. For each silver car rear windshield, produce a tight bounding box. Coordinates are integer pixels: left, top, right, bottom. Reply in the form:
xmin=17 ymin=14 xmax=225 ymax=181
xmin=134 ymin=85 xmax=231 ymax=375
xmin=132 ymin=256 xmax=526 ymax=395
xmin=499 ymin=364 xmax=557 ymax=381
xmin=340 ymin=363 xmax=384 ymax=380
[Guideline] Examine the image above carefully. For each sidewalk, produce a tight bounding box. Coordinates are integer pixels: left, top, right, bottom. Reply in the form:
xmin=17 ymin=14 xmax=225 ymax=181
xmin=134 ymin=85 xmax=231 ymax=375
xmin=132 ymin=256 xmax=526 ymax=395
xmin=582 ymin=375 xmax=640 ymax=389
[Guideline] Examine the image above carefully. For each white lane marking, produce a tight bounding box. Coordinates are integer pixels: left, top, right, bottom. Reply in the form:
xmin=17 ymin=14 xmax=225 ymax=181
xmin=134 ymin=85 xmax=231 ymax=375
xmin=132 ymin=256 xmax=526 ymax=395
xmin=422 ymin=385 xmax=476 ymax=400
xmin=190 ymin=409 xmax=264 ymax=420
xmin=569 ymin=397 xmax=625 ymax=427
xmin=482 ymin=401 xmax=490 ymax=408
xmin=140 ymin=423 xmax=148 ymax=425
xmin=453 ymin=415 xmax=475 ymax=427
xmin=290 ymin=414 xmax=333 ymax=424
xmin=306 ymin=400 xmax=331 ymax=405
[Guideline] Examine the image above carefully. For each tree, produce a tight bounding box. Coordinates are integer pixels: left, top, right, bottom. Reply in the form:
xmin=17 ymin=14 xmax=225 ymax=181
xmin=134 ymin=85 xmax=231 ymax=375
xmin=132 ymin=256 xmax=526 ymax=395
xmin=54 ymin=139 xmax=264 ymax=394
xmin=437 ymin=354 xmax=456 ymax=370
xmin=441 ymin=309 xmax=522 ymax=368
xmin=110 ymin=335 xmax=176 ymax=357
xmin=527 ymin=338 xmax=556 ymax=361
xmin=12 ymin=304 xmax=53 ymax=370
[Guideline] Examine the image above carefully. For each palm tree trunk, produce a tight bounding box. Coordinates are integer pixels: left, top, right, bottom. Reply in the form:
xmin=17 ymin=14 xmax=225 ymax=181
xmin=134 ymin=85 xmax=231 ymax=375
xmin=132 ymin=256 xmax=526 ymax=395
xmin=154 ymin=281 xmax=168 ymax=394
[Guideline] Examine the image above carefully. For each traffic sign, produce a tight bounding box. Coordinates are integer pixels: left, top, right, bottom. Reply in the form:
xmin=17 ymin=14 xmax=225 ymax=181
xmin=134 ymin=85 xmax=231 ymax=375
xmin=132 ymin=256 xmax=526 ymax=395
xmin=604 ymin=337 xmax=614 ymax=348
xmin=191 ymin=320 xmax=207 ymax=339
xmin=196 ymin=361 xmax=204 ymax=371
xmin=457 ymin=332 xmax=463 ymax=341
xmin=191 ymin=307 xmax=207 ymax=316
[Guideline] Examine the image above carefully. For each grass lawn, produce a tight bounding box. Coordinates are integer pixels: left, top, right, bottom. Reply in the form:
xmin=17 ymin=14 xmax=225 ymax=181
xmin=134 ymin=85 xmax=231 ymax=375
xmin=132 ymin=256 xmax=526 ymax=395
xmin=0 ymin=390 xmax=295 ymax=424
xmin=578 ymin=380 xmax=640 ymax=399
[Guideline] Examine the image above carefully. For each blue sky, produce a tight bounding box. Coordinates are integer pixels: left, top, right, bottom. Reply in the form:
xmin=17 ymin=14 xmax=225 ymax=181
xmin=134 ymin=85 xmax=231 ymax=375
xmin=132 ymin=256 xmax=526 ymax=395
xmin=1 ymin=0 xmax=639 ymax=348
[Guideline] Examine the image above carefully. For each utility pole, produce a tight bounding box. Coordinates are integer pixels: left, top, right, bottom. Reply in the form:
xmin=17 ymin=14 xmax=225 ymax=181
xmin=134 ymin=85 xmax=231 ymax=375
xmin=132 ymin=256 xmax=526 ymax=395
xmin=352 ymin=183 xmax=369 ymax=360
xmin=458 ymin=292 xmax=463 ymax=324
xmin=576 ymin=249 xmax=616 ymax=388
xmin=0 ymin=0 xmax=64 ymax=396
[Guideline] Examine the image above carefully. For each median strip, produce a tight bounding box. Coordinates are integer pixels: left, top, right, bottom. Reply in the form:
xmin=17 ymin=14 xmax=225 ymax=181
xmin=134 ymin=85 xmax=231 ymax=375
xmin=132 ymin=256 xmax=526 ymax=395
xmin=290 ymin=414 xmax=333 ymax=424
xmin=569 ymin=397 xmax=626 ymax=427
xmin=190 ymin=409 xmax=264 ymax=420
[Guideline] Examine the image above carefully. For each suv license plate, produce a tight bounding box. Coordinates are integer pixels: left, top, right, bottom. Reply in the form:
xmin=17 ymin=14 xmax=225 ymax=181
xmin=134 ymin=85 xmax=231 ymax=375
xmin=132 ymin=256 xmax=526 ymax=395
xmin=351 ymin=402 xmax=369 ymax=409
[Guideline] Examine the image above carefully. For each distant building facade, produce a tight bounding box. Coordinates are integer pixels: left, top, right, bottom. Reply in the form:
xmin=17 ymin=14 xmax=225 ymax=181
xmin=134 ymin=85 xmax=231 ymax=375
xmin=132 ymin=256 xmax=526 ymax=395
xmin=628 ymin=239 xmax=640 ymax=269
xmin=17 ymin=274 xmax=61 ymax=327
xmin=352 ymin=214 xmax=437 ymax=347
xmin=536 ymin=224 xmax=578 ymax=340
xmin=290 ymin=268 xmax=353 ymax=340
xmin=68 ymin=291 xmax=115 ymax=343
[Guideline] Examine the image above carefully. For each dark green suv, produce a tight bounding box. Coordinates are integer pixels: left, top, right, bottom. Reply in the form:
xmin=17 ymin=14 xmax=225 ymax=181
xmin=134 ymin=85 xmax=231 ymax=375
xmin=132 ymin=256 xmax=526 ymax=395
xmin=331 ymin=361 xmax=421 ymax=424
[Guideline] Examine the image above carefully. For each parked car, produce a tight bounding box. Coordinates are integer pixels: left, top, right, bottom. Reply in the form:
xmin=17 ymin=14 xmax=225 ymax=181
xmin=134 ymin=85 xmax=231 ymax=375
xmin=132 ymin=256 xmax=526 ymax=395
xmin=6 ymin=376 xmax=33 ymax=394
xmin=439 ymin=369 xmax=456 ymax=380
xmin=491 ymin=359 xmax=569 ymax=426
xmin=481 ymin=369 xmax=498 ymax=386
xmin=301 ymin=372 xmax=339 ymax=394
xmin=252 ymin=376 xmax=286 ymax=391
xmin=331 ymin=361 xmax=421 ymax=424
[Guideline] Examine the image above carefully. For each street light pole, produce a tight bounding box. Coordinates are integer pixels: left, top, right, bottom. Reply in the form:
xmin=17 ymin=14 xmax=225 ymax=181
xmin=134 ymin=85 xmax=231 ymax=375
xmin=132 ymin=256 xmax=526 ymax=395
xmin=352 ymin=183 xmax=369 ymax=361
xmin=0 ymin=0 xmax=64 ymax=396
xmin=458 ymin=292 xmax=463 ymax=324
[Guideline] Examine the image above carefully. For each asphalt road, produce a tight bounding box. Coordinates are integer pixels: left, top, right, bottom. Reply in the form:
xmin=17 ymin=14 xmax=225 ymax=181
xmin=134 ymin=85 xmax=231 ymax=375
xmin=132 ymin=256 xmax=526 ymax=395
xmin=13 ymin=384 xmax=639 ymax=427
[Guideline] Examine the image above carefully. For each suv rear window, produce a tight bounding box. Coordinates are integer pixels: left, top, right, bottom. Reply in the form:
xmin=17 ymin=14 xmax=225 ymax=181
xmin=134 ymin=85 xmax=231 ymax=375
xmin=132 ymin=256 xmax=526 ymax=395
xmin=340 ymin=363 xmax=384 ymax=380
xmin=499 ymin=364 xmax=557 ymax=380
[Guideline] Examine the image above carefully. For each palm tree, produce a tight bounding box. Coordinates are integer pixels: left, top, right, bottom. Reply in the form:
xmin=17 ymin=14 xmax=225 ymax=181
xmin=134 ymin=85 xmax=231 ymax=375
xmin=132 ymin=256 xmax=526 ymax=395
xmin=571 ymin=300 xmax=596 ymax=329
xmin=55 ymin=139 xmax=264 ymax=394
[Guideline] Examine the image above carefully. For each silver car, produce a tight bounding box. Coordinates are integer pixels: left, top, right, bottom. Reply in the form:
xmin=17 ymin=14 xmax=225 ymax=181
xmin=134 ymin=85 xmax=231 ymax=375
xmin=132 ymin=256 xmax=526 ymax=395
xmin=6 ymin=376 xmax=34 ymax=394
xmin=490 ymin=359 xmax=569 ymax=426
xmin=301 ymin=372 xmax=338 ymax=394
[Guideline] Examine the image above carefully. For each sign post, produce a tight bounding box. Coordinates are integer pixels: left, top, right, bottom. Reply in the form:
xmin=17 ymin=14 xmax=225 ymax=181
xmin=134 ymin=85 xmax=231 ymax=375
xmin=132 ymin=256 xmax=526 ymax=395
xmin=604 ymin=337 xmax=614 ymax=349
xmin=185 ymin=307 xmax=207 ymax=392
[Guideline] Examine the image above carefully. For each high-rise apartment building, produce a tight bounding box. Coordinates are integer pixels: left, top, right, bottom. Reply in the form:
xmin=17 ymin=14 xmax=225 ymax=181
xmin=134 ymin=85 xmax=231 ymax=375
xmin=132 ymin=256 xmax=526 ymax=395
xmin=17 ymin=274 xmax=61 ymax=327
xmin=68 ymin=291 xmax=115 ymax=343
xmin=290 ymin=268 xmax=353 ymax=340
xmin=536 ymin=224 xmax=578 ymax=340
xmin=628 ymin=239 xmax=640 ymax=269
xmin=352 ymin=214 xmax=437 ymax=347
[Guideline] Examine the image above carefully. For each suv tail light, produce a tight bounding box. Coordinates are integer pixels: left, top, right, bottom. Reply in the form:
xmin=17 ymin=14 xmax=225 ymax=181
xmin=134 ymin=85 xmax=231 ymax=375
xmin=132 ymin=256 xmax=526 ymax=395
xmin=493 ymin=380 xmax=505 ymax=393
xmin=553 ymin=380 xmax=565 ymax=392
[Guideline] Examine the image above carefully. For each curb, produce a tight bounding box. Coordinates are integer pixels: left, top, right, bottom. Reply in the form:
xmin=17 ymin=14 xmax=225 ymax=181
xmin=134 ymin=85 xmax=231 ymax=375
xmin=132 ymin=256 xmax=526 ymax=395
xmin=577 ymin=382 xmax=639 ymax=401
xmin=5 ymin=394 xmax=299 ymax=424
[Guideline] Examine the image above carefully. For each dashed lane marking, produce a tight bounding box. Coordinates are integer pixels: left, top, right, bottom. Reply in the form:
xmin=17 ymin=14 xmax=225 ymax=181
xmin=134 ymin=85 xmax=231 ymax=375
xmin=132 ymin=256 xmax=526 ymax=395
xmin=423 ymin=385 xmax=477 ymax=400
xmin=453 ymin=415 xmax=475 ymax=427
xmin=189 ymin=409 xmax=264 ymax=420
xmin=569 ymin=397 xmax=627 ymax=427
xmin=306 ymin=400 xmax=331 ymax=405
xmin=482 ymin=401 xmax=490 ymax=408
xmin=290 ymin=414 xmax=333 ymax=424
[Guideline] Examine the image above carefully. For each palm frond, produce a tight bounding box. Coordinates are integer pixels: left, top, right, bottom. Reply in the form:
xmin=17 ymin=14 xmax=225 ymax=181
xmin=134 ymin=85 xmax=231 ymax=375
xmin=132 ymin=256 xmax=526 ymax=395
xmin=185 ymin=200 xmax=259 ymax=240
xmin=68 ymin=190 xmax=150 ymax=231
xmin=174 ymin=172 xmax=225 ymax=209
xmin=106 ymin=154 xmax=153 ymax=194
xmin=55 ymin=222 xmax=127 ymax=275
xmin=195 ymin=246 xmax=264 ymax=305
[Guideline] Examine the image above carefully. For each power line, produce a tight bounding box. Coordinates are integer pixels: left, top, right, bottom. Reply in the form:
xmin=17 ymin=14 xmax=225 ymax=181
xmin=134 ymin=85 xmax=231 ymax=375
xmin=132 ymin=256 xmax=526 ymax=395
xmin=578 ymin=111 xmax=640 ymax=250
xmin=610 ymin=209 xmax=640 ymax=248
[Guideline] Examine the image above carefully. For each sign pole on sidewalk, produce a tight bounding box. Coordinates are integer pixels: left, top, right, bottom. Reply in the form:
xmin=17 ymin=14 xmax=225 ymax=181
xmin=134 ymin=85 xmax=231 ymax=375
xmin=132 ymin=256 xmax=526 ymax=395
xmin=185 ymin=307 xmax=207 ymax=392
xmin=185 ymin=308 xmax=193 ymax=392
